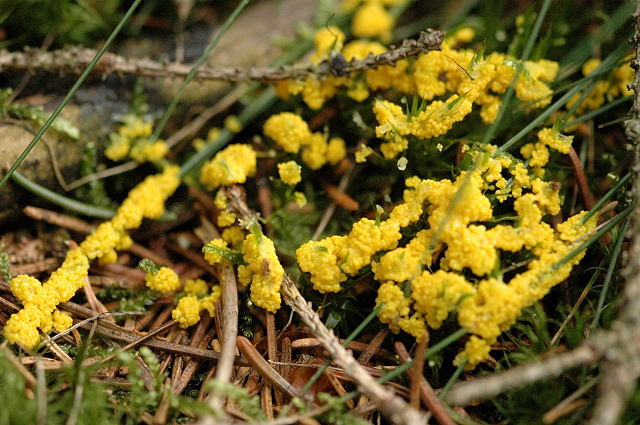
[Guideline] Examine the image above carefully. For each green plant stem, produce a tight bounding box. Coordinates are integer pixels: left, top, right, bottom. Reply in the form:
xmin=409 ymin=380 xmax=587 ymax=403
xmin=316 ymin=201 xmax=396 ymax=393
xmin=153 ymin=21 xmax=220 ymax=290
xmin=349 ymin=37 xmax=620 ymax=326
xmin=590 ymin=217 xmax=630 ymax=330
xmin=379 ymin=328 xmax=468 ymax=385
xmin=565 ymin=95 xmax=632 ymax=128
xmin=439 ymin=360 xmax=466 ymax=400
xmin=299 ymin=306 xmax=381 ymax=395
xmin=10 ymin=171 xmax=115 ymax=219
xmin=582 ymin=173 xmax=631 ymax=224
xmin=0 ymin=0 xmax=144 ymax=190
xmin=179 ymin=88 xmax=277 ymax=178
xmin=149 ymin=0 xmax=251 ymax=145
xmin=481 ymin=0 xmax=551 ymax=145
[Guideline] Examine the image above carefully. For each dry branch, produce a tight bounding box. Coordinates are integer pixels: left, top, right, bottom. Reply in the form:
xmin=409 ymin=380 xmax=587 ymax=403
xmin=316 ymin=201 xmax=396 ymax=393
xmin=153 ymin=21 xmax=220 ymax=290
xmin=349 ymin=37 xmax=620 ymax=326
xmin=0 ymin=30 xmax=443 ymax=83
xmin=224 ymin=185 xmax=426 ymax=425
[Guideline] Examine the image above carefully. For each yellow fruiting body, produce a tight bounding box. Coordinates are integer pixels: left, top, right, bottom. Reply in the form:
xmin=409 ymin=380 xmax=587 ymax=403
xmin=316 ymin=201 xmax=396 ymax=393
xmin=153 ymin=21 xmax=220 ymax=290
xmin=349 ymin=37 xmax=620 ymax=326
xmin=184 ymin=278 xmax=209 ymax=296
xmin=129 ymin=141 xmax=169 ymax=163
xmin=146 ymin=266 xmax=180 ymax=293
xmin=278 ymin=161 xmax=302 ymax=185
xmin=241 ymin=233 xmax=284 ymax=312
xmin=263 ymin=113 xmax=346 ymax=169
xmin=221 ymin=226 xmax=246 ymax=247
xmin=200 ymin=144 xmax=257 ymax=189
xmin=172 ymin=296 xmax=202 ymax=328
xmin=5 ymin=166 xmax=181 ymax=349
xmin=352 ymin=2 xmax=394 ymax=43
xmin=224 ymin=115 xmax=243 ymax=133
xmin=217 ymin=210 xmax=237 ymax=227
xmin=170 ymin=284 xmax=222 ymax=328
xmin=203 ymin=238 xmax=230 ymax=265
xmin=297 ymin=140 xmax=596 ymax=369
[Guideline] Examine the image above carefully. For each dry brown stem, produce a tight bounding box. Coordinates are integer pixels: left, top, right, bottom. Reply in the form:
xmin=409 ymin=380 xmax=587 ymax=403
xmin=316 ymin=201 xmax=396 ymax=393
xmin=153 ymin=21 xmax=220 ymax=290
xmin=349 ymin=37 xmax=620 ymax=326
xmin=224 ymin=185 xmax=426 ymax=425
xmin=0 ymin=30 xmax=443 ymax=83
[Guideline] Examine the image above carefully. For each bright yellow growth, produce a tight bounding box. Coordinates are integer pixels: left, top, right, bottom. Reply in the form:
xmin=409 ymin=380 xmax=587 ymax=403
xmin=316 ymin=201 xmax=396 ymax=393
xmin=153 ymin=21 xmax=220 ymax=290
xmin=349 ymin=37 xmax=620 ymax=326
xmin=297 ymin=142 xmax=595 ymax=368
xmin=264 ymin=113 xmax=346 ymax=169
xmin=203 ymin=238 xmax=230 ymax=265
xmin=240 ymin=233 xmax=284 ymax=312
xmin=145 ymin=266 xmax=180 ymax=293
xmin=105 ymin=115 xmax=169 ymax=163
xmin=171 ymin=285 xmax=222 ymax=328
xmin=217 ymin=210 xmax=237 ymax=227
xmin=200 ymin=144 xmax=257 ymax=189
xmin=566 ymin=55 xmax=633 ymax=117
xmin=224 ymin=115 xmax=243 ymax=133
xmin=4 ymin=166 xmax=181 ymax=349
xmin=278 ymin=161 xmax=302 ymax=185
xmin=352 ymin=2 xmax=394 ymax=43
xmin=221 ymin=226 xmax=246 ymax=248
xmin=184 ymin=278 xmax=209 ymax=296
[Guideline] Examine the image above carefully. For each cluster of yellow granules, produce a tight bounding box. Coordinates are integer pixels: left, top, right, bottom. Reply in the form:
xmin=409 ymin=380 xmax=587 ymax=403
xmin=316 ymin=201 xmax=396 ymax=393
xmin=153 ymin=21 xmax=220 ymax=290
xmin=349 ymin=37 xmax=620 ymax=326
xmin=4 ymin=166 xmax=181 ymax=349
xmin=274 ymin=26 xmax=558 ymax=159
xmin=203 ymin=229 xmax=285 ymax=313
xmin=566 ymin=55 xmax=633 ymax=116
xmin=200 ymin=144 xmax=257 ymax=189
xmin=263 ymin=113 xmax=347 ymax=170
xmin=296 ymin=136 xmax=597 ymax=368
xmin=171 ymin=279 xmax=222 ymax=328
xmin=104 ymin=115 xmax=170 ymax=163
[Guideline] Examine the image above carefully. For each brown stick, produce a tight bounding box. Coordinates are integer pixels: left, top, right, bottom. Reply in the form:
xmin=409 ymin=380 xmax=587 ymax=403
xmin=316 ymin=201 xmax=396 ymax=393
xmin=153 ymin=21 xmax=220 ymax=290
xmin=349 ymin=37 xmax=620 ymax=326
xmin=395 ymin=342 xmax=455 ymax=425
xmin=236 ymin=336 xmax=300 ymax=399
xmin=411 ymin=332 xmax=430 ymax=409
xmin=225 ymin=185 xmax=425 ymax=425
xmin=567 ymin=147 xmax=596 ymax=210
xmin=206 ymin=262 xmax=240 ymax=412
xmin=266 ymin=312 xmax=280 ymax=405
xmin=281 ymin=275 xmax=426 ymax=425
xmin=291 ymin=337 xmax=392 ymax=356
xmin=0 ymin=30 xmax=443 ymax=82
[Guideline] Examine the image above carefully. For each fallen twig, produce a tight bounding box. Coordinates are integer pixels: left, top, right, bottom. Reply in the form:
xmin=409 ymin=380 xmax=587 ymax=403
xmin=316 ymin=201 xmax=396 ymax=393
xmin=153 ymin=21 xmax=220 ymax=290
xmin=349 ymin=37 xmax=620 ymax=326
xmin=0 ymin=30 xmax=443 ymax=83
xmin=225 ymin=185 xmax=426 ymax=425
xmin=395 ymin=342 xmax=455 ymax=425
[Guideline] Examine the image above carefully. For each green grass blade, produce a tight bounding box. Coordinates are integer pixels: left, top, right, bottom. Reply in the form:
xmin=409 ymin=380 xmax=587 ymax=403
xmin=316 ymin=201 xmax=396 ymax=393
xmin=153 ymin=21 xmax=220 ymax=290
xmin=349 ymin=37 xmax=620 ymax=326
xmin=497 ymin=43 xmax=629 ymax=153
xmin=440 ymin=360 xmax=467 ymax=400
xmin=565 ymin=95 xmax=632 ymax=128
xmin=590 ymin=217 xmax=630 ymax=330
xmin=149 ymin=0 xmax=252 ymax=145
xmin=581 ymin=172 xmax=631 ymax=224
xmin=10 ymin=171 xmax=115 ymax=219
xmin=179 ymin=88 xmax=277 ymax=178
xmin=481 ymin=0 xmax=552 ymax=145
xmin=559 ymin=2 xmax=634 ymax=70
xmin=0 ymin=0 xmax=144 ymax=190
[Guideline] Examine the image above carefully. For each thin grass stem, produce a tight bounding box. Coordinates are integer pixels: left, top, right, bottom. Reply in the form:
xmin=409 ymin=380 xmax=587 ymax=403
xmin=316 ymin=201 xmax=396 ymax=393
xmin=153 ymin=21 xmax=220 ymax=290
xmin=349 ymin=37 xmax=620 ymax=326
xmin=439 ymin=360 xmax=466 ymax=400
xmin=581 ymin=173 xmax=630 ymax=224
xmin=0 ymin=0 xmax=144 ymax=189
xmin=565 ymin=95 xmax=632 ymax=128
xmin=10 ymin=171 xmax=115 ymax=219
xmin=149 ymin=0 xmax=251 ymax=145
xmin=481 ymin=0 xmax=551 ymax=145
xmin=590 ymin=217 xmax=630 ymax=330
